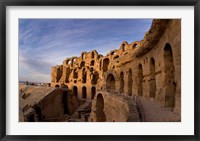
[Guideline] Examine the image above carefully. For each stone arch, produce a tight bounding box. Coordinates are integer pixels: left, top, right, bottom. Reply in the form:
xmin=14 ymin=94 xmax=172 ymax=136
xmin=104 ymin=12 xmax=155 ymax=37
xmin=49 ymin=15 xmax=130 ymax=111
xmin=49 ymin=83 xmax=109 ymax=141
xmin=128 ymin=69 xmax=133 ymax=96
xmin=114 ymin=55 xmax=119 ymax=59
xmin=99 ymin=59 xmax=102 ymax=70
xmin=91 ymin=71 xmax=99 ymax=84
xmin=55 ymin=84 xmax=60 ymax=88
xmin=106 ymin=74 xmax=115 ymax=91
xmin=90 ymin=60 xmax=95 ymax=66
xmin=91 ymin=52 xmax=95 ymax=59
xmin=164 ymin=43 xmax=175 ymax=108
xmin=62 ymin=91 xmax=69 ymax=115
xmin=73 ymin=86 xmax=78 ymax=98
xmin=71 ymin=58 xmax=76 ymax=67
xmin=82 ymin=53 xmax=85 ymax=60
xmin=96 ymin=94 xmax=106 ymax=122
xmin=103 ymin=58 xmax=109 ymax=72
xmin=91 ymin=86 xmax=96 ymax=99
xmin=80 ymin=61 xmax=85 ymax=69
xmin=73 ymin=69 xmax=78 ymax=79
xmin=149 ymin=57 xmax=156 ymax=99
xmin=111 ymin=51 xmax=116 ymax=55
xmin=138 ymin=64 xmax=143 ymax=97
xmin=82 ymin=68 xmax=87 ymax=83
xmin=66 ymin=60 xmax=71 ymax=65
xmin=82 ymin=86 xmax=87 ymax=99
xmin=119 ymin=72 xmax=124 ymax=93
xmin=133 ymin=43 xmax=138 ymax=48
xmin=122 ymin=43 xmax=126 ymax=52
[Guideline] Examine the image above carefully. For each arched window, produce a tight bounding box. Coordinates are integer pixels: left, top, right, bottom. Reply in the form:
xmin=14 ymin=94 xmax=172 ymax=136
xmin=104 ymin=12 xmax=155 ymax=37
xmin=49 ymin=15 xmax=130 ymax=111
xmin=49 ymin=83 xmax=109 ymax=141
xmin=138 ymin=64 xmax=143 ymax=97
xmin=82 ymin=86 xmax=87 ymax=99
xmin=164 ymin=43 xmax=175 ymax=108
xmin=82 ymin=53 xmax=85 ymax=60
xmin=80 ymin=61 xmax=85 ymax=69
xmin=96 ymin=94 xmax=106 ymax=122
xmin=122 ymin=44 xmax=126 ymax=52
xmin=82 ymin=68 xmax=87 ymax=83
xmin=103 ymin=58 xmax=109 ymax=72
xmin=73 ymin=86 xmax=78 ymax=98
xmin=128 ymin=69 xmax=133 ymax=96
xmin=149 ymin=57 xmax=156 ymax=99
xmin=114 ymin=55 xmax=119 ymax=59
xmin=119 ymin=72 xmax=124 ymax=93
xmin=106 ymin=74 xmax=115 ymax=91
xmin=73 ymin=69 xmax=78 ymax=78
xmin=91 ymin=87 xmax=96 ymax=99
xmin=91 ymin=52 xmax=95 ymax=59
xmin=90 ymin=60 xmax=95 ymax=66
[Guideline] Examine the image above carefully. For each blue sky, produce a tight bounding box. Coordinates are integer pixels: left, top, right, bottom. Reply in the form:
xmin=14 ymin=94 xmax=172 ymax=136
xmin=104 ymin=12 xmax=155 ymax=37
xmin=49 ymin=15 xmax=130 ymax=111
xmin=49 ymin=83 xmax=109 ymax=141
xmin=19 ymin=19 xmax=152 ymax=83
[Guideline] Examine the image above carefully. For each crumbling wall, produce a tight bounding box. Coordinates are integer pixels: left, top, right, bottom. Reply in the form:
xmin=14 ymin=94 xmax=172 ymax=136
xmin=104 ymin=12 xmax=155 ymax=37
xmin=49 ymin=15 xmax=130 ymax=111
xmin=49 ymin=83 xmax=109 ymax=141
xmin=89 ymin=91 xmax=140 ymax=122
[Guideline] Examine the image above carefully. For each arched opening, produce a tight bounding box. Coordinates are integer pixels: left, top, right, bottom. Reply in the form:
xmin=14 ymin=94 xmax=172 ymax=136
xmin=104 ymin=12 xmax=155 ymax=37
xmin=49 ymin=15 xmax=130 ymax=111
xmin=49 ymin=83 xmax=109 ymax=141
xmin=96 ymin=94 xmax=106 ymax=122
xmin=62 ymin=91 xmax=69 ymax=115
xmin=138 ymin=64 xmax=143 ymax=97
xmin=99 ymin=60 xmax=102 ymax=70
xmin=91 ymin=52 xmax=95 ymax=59
xmin=103 ymin=58 xmax=109 ymax=72
xmin=91 ymin=87 xmax=96 ymax=99
xmin=73 ymin=69 xmax=78 ymax=79
xmin=149 ymin=57 xmax=156 ymax=99
xmin=114 ymin=55 xmax=119 ymax=59
xmin=82 ymin=86 xmax=87 ymax=99
xmin=55 ymin=84 xmax=59 ymax=88
xmin=91 ymin=71 xmax=99 ymax=84
xmin=80 ymin=61 xmax=85 ymax=69
xmin=71 ymin=58 xmax=76 ymax=67
xmin=66 ymin=60 xmax=71 ymax=65
xmin=122 ymin=44 xmax=126 ymax=52
xmin=119 ymin=72 xmax=124 ymax=93
xmin=132 ymin=43 xmax=138 ymax=49
xmin=106 ymin=74 xmax=115 ymax=91
xmin=164 ymin=43 xmax=175 ymax=108
xmin=82 ymin=68 xmax=87 ymax=83
xmin=82 ymin=53 xmax=85 ymax=60
xmin=128 ymin=69 xmax=133 ymax=96
xmin=90 ymin=60 xmax=95 ymax=66
xmin=73 ymin=86 xmax=78 ymax=98
xmin=111 ymin=51 xmax=116 ymax=55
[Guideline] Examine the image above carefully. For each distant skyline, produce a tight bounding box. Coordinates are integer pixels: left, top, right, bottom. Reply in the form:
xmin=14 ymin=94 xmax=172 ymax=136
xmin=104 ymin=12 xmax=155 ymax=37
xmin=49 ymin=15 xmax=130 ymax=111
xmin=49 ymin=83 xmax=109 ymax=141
xmin=19 ymin=19 xmax=152 ymax=83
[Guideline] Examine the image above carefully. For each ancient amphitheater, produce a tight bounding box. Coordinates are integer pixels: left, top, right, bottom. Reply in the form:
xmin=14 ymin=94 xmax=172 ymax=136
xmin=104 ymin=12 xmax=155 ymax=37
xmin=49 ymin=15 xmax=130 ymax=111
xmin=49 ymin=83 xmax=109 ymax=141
xmin=19 ymin=19 xmax=181 ymax=122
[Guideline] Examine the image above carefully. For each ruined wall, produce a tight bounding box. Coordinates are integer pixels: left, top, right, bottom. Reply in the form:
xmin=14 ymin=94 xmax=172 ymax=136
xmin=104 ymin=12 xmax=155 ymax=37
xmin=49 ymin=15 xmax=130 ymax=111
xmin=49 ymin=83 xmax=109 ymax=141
xmin=51 ymin=50 xmax=102 ymax=100
xmin=89 ymin=91 xmax=141 ymax=122
xmin=51 ymin=19 xmax=181 ymax=115
xmin=19 ymin=85 xmax=79 ymax=122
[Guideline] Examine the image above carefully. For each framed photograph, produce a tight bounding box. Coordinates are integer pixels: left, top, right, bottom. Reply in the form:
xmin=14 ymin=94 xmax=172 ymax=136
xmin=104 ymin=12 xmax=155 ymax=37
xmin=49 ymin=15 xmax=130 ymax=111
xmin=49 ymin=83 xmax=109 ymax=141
xmin=1 ymin=0 xmax=199 ymax=140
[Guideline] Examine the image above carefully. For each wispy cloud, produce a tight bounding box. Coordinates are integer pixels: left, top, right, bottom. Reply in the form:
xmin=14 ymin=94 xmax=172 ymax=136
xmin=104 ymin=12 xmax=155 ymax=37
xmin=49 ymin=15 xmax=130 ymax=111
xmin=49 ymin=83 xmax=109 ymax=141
xmin=19 ymin=19 xmax=152 ymax=83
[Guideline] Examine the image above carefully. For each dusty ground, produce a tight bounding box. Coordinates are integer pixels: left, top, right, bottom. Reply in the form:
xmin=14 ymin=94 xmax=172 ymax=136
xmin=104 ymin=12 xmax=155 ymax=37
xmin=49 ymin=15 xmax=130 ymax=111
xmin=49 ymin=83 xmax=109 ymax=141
xmin=140 ymin=99 xmax=181 ymax=122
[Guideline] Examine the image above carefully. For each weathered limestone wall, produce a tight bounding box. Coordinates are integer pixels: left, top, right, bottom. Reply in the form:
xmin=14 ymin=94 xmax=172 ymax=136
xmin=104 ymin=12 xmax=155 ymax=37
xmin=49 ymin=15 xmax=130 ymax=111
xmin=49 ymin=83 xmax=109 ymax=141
xmin=19 ymin=85 xmax=79 ymax=122
xmin=36 ymin=89 xmax=79 ymax=121
xmin=89 ymin=91 xmax=140 ymax=122
xmin=101 ymin=19 xmax=181 ymax=114
xmin=51 ymin=50 xmax=103 ymax=100
xmin=38 ymin=91 xmax=62 ymax=120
